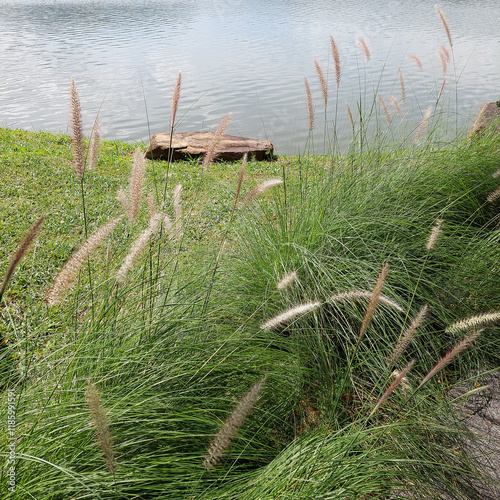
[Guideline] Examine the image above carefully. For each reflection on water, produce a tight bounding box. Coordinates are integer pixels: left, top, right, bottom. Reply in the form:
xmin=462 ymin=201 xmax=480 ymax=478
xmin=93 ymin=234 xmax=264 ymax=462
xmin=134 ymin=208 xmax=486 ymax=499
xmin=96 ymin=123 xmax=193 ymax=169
xmin=1 ymin=0 xmax=499 ymax=154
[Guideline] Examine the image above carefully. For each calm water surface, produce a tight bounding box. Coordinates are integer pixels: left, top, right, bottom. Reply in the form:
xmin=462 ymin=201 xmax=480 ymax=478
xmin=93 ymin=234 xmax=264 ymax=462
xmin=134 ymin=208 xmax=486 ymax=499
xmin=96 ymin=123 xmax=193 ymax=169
xmin=1 ymin=0 xmax=499 ymax=154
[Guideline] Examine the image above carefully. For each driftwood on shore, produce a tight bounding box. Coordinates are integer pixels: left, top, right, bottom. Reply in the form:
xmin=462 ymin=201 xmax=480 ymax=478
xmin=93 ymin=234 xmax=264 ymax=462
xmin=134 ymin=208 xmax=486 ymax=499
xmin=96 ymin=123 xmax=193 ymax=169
xmin=145 ymin=132 xmax=274 ymax=162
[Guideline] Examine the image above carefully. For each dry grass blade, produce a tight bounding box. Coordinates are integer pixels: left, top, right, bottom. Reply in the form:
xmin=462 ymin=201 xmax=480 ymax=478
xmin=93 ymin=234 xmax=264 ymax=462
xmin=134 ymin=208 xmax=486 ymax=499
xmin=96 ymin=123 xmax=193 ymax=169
xmin=261 ymin=301 xmax=321 ymax=331
xmin=48 ymin=217 xmax=122 ymax=305
xmin=69 ymin=78 xmax=85 ymax=179
xmin=314 ymin=60 xmax=328 ymax=107
xmin=387 ymin=305 xmax=428 ymax=366
xmin=0 ymin=216 xmax=45 ymax=303
xmin=202 ymin=113 xmax=231 ymax=171
xmin=435 ymin=4 xmax=453 ymax=47
xmin=203 ymin=376 xmax=267 ymax=471
xmin=304 ymin=77 xmax=314 ymax=130
xmin=419 ymin=330 xmax=481 ymax=387
xmin=358 ymin=261 xmax=390 ymax=343
xmin=330 ymin=36 xmax=341 ymax=86
xmin=242 ymin=179 xmax=282 ymax=205
xmin=86 ymin=380 xmax=116 ymax=474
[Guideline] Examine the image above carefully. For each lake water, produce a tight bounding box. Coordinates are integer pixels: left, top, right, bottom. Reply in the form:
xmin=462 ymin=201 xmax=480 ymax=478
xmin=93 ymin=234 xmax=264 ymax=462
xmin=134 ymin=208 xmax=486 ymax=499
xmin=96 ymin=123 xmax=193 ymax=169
xmin=1 ymin=0 xmax=499 ymax=154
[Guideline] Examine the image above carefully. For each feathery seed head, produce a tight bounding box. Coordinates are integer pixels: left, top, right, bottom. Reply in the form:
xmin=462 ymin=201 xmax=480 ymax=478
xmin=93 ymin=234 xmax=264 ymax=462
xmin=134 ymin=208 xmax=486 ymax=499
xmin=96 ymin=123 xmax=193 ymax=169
xmin=202 ymin=113 xmax=231 ymax=171
xmin=88 ymin=116 xmax=100 ymax=171
xmin=390 ymin=95 xmax=403 ymax=117
xmin=330 ymin=36 xmax=341 ymax=86
xmin=415 ymin=106 xmax=433 ymax=142
xmin=203 ymin=376 xmax=267 ymax=471
xmin=128 ymin=148 xmax=146 ymax=222
xmin=261 ymin=301 xmax=321 ymax=331
xmin=86 ymin=380 xmax=116 ymax=474
xmin=242 ymin=179 xmax=282 ymax=205
xmin=445 ymin=311 xmax=500 ymax=334
xmin=358 ymin=261 xmax=390 ymax=342
xmin=0 ymin=216 xmax=45 ymax=303
xmin=426 ymin=218 xmax=443 ymax=250
xmin=304 ymin=77 xmax=314 ymax=130
xmin=419 ymin=330 xmax=481 ymax=387
xmin=69 ymin=78 xmax=85 ymax=179
xmin=116 ymin=214 xmax=161 ymax=284
xmin=398 ymin=68 xmax=406 ymax=103
xmin=346 ymin=103 xmax=354 ymax=128
xmin=170 ymin=71 xmax=182 ymax=132
xmin=48 ymin=217 xmax=121 ymax=305
xmin=487 ymin=186 xmax=500 ymax=203
xmin=277 ymin=271 xmax=298 ymax=291
xmin=378 ymin=93 xmax=392 ymax=123
xmin=328 ymin=290 xmax=404 ymax=312
xmin=314 ymin=60 xmax=328 ymax=107
xmin=387 ymin=305 xmax=428 ymax=366
xmin=356 ymin=38 xmax=371 ymax=61
xmin=408 ymin=54 xmax=423 ymax=70
xmin=435 ymin=4 xmax=453 ymax=47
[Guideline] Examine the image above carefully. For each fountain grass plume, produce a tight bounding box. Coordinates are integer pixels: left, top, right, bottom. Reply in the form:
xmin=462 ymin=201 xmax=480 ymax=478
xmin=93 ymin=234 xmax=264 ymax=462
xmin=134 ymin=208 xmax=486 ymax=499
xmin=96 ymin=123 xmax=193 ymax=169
xmin=314 ymin=60 xmax=328 ymax=107
xmin=387 ymin=305 xmax=428 ymax=367
xmin=86 ymin=380 xmax=116 ymax=474
xmin=358 ymin=261 xmax=390 ymax=343
xmin=48 ymin=217 xmax=122 ymax=305
xmin=116 ymin=213 xmax=162 ymax=284
xmin=231 ymin=153 xmax=247 ymax=219
xmin=128 ymin=148 xmax=146 ymax=223
xmin=378 ymin=94 xmax=392 ymax=123
xmin=304 ymin=77 xmax=314 ymax=130
xmin=69 ymin=78 xmax=85 ymax=179
xmin=426 ymin=218 xmax=443 ymax=250
xmin=202 ymin=113 xmax=232 ymax=171
xmin=277 ymin=271 xmax=298 ymax=291
xmin=242 ymin=179 xmax=283 ymax=205
xmin=445 ymin=311 xmax=500 ymax=334
xmin=415 ymin=106 xmax=433 ymax=142
xmin=203 ymin=376 xmax=267 ymax=471
xmin=356 ymin=38 xmax=371 ymax=61
xmin=330 ymin=36 xmax=341 ymax=86
xmin=408 ymin=54 xmax=423 ymax=70
xmin=170 ymin=71 xmax=182 ymax=132
xmin=261 ymin=301 xmax=322 ymax=331
xmin=435 ymin=4 xmax=453 ymax=47
xmin=88 ymin=116 xmax=100 ymax=171
xmin=398 ymin=68 xmax=406 ymax=103
xmin=487 ymin=186 xmax=500 ymax=203
xmin=492 ymin=169 xmax=500 ymax=179
xmin=346 ymin=103 xmax=354 ymax=128
xmin=390 ymin=95 xmax=403 ymax=116
xmin=328 ymin=290 xmax=404 ymax=312
xmin=371 ymin=359 xmax=415 ymax=415
xmin=0 ymin=216 xmax=45 ymax=303
xmin=419 ymin=330 xmax=481 ymax=387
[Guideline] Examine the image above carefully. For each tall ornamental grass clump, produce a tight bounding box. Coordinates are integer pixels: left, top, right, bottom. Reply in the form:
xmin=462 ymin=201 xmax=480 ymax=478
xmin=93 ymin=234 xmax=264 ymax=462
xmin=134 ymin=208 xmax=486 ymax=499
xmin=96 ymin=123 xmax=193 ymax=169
xmin=1 ymin=8 xmax=500 ymax=497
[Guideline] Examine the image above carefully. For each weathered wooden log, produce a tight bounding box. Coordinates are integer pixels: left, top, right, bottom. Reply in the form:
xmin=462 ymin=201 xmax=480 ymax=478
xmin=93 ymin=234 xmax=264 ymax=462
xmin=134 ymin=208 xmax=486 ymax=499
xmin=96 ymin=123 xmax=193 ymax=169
xmin=469 ymin=101 xmax=500 ymax=136
xmin=145 ymin=132 xmax=274 ymax=162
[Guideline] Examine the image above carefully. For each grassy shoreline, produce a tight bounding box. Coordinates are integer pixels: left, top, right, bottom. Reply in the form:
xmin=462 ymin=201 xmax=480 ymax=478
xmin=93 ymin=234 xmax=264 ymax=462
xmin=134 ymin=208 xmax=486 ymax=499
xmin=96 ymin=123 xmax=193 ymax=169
xmin=1 ymin=125 xmax=499 ymax=498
